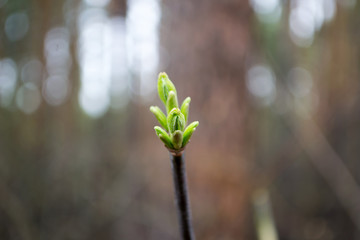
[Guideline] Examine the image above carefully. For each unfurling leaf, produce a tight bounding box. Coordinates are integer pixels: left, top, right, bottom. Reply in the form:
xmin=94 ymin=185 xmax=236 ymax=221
xmin=172 ymin=130 xmax=183 ymax=149
xmin=157 ymin=72 xmax=177 ymax=105
xmin=167 ymin=108 xmax=185 ymax=134
xmin=154 ymin=126 xmax=173 ymax=148
xmin=182 ymin=121 xmax=199 ymax=147
xmin=166 ymin=91 xmax=178 ymax=114
xmin=150 ymin=106 xmax=168 ymax=131
xmin=180 ymin=97 xmax=191 ymax=123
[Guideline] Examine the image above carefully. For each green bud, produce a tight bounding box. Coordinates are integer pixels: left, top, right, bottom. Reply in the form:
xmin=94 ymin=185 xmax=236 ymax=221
xmin=157 ymin=72 xmax=177 ymax=105
xmin=166 ymin=91 xmax=178 ymax=114
xmin=172 ymin=130 xmax=183 ymax=149
xmin=154 ymin=126 xmax=173 ymax=148
xmin=182 ymin=121 xmax=199 ymax=147
xmin=167 ymin=108 xmax=185 ymax=134
xmin=180 ymin=97 xmax=191 ymax=123
xmin=150 ymin=106 xmax=168 ymax=131
xmin=152 ymin=72 xmax=199 ymax=150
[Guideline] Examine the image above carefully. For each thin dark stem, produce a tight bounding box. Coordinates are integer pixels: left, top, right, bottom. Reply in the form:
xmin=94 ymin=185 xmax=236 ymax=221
xmin=170 ymin=153 xmax=195 ymax=240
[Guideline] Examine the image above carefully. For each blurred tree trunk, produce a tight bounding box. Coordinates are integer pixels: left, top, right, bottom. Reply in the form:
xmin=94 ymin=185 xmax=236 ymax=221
xmin=160 ymin=1 xmax=253 ymax=239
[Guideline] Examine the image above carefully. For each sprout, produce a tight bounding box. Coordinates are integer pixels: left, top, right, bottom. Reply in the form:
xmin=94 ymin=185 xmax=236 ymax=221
xmin=150 ymin=72 xmax=199 ymax=151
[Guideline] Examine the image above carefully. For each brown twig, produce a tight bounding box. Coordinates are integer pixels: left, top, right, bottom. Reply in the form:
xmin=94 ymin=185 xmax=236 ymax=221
xmin=170 ymin=152 xmax=195 ymax=240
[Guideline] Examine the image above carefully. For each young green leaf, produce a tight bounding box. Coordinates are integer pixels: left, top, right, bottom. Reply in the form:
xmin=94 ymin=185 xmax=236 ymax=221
xmin=154 ymin=126 xmax=167 ymax=137
xmin=180 ymin=97 xmax=191 ymax=123
xmin=154 ymin=126 xmax=173 ymax=148
xmin=158 ymin=72 xmax=177 ymax=105
xmin=172 ymin=130 xmax=183 ymax=149
xmin=150 ymin=106 xmax=168 ymax=131
xmin=166 ymin=91 xmax=178 ymax=114
xmin=167 ymin=108 xmax=185 ymax=133
xmin=159 ymin=135 xmax=174 ymax=149
xmin=182 ymin=121 xmax=199 ymax=147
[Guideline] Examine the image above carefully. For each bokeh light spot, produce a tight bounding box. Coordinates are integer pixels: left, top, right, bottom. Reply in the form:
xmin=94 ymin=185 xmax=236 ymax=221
xmin=16 ymin=82 xmax=41 ymax=114
xmin=127 ymin=0 xmax=160 ymax=99
xmin=77 ymin=7 xmax=111 ymax=118
xmin=43 ymin=75 xmax=69 ymax=106
xmin=79 ymin=86 xmax=110 ymax=118
xmin=250 ymin=0 xmax=280 ymax=14
xmin=5 ymin=12 xmax=29 ymax=41
xmin=84 ymin=0 xmax=110 ymax=7
xmin=246 ymin=65 xmax=276 ymax=106
xmin=287 ymin=67 xmax=313 ymax=98
xmin=289 ymin=0 xmax=336 ymax=47
xmin=21 ymin=58 xmax=43 ymax=85
xmin=323 ymin=0 xmax=336 ymax=22
xmin=44 ymin=27 xmax=71 ymax=76
xmin=289 ymin=7 xmax=315 ymax=47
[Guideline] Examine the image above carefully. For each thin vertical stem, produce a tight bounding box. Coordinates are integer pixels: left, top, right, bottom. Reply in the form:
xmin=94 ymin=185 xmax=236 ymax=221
xmin=171 ymin=153 xmax=195 ymax=240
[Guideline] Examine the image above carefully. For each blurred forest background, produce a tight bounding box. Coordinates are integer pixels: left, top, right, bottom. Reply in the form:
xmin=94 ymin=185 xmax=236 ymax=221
xmin=0 ymin=0 xmax=360 ymax=239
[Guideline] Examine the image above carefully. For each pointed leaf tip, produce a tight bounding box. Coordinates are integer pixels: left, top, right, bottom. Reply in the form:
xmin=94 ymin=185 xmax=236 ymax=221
xmin=182 ymin=121 xmax=199 ymax=147
xmin=157 ymin=72 xmax=177 ymax=105
xmin=150 ymin=106 xmax=168 ymax=131
xmin=166 ymin=90 xmax=178 ymax=114
xmin=154 ymin=126 xmax=173 ymax=148
xmin=181 ymin=97 xmax=191 ymax=123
